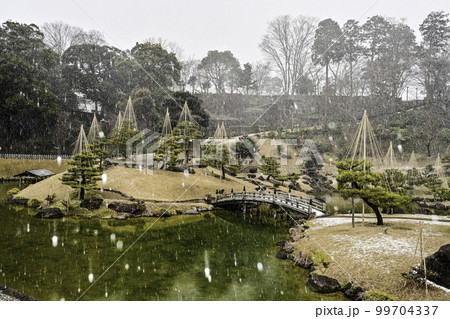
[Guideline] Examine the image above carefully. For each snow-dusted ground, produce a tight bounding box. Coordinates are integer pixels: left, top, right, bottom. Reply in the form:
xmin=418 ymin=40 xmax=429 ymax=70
xmin=312 ymin=217 xmax=352 ymax=229
xmin=312 ymin=216 xmax=450 ymax=230
xmin=330 ymin=234 xmax=416 ymax=267
xmin=310 ymin=216 xmax=450 ymax=267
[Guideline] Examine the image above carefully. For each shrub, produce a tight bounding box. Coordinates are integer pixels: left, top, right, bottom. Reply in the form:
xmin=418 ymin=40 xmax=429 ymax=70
xmin=272 ymin=181 xmax=281 ymax=188
xmin=137 ymin=200 xmax=146 ymax=212
xmin=310 ymin=249 xmax=332 ymax=268
xmin=7 ymin=188 xmax=20 ymax=197
xmin=210 ymin=171 xmax=221 ymax=179
xmin=52 ymin=200 xmax=68 ymax=212
xmin=45 ymin=193 xmax=56 ymax=205
xmin=70 ymin=190 xmax=79 ymax=200
xmin=96 ymin=209 xmax=119 ymax=217
xmin=365 ymin=290 xmax=394 ymax=301
xmin=27 ymin=198 xmax=43 ymax=208
xmin=73 ymin=206 xmax=90 ymax=215
xmin=86 ymin=191 xmax=103 ymax=200
xmin=225 ymin=165 xmax=239 ymax=177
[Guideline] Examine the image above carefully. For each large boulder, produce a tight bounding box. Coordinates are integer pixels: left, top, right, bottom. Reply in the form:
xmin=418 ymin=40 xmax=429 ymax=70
xmin=108 ymin=201 xmax=138 ymax=214
xmin=80 ymin=198 xmax=103 ymax=210
xmin=276 ymin=240 xmax=287 ymax=247
xmin=275 ymin=251 xmax=289 ymax=260
xmin=35 ymin=207 xmax=65 ymax=219
xmin=425 ymin=244 xmax=450 ymax=289
xmin=414 ymin=208 xmax=433 ymax=215
xmin=344 ymin=286 xmax=366 ymax=301
xmin=308 ymin=273 xmax=341 ymax=293
xmin=184 ymin=207 xmax=200 ymax=215
xmin=433 ymin=203 xmax=447 ymax=211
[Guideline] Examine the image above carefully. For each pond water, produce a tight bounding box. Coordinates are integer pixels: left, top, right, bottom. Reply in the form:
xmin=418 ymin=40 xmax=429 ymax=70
xmin=0 ymin=182 xmax=343 ymax=301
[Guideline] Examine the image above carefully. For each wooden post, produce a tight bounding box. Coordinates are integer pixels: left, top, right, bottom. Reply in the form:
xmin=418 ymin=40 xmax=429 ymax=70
xmin=351 ymin=197 xmax=355 ymax=228
xmin=362 ymin=203 xmax=365 ymax=227
xmin=420 ymin=222 xmax=428 ymax=295
xmin=415 ymin=222 xmax=428 ymax=295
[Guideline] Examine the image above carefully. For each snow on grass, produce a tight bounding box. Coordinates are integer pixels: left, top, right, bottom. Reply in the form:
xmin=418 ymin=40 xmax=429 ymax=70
xmin=330 ymin=233 xmax=416 ymax=267
xmin=312 ymin=216 xmax=450 ymax=230
xmin=312 ymin=217 xmax=352 ymax=229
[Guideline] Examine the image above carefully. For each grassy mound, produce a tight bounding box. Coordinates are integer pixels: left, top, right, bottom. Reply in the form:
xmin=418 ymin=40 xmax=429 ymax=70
xmin=15 ymin=165 xmax=266 ymax=202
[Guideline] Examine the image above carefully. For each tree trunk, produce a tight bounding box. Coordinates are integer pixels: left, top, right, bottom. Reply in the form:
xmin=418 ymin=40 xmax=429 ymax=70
xmin=79 ymin=187 xmax=85 ymax=200
xmin=426 ymin=139 xmax=433 ymax=157
xmin=350 ymin=59 xmax=353 ymax=97
xmin=221 ymin=163 xmax=226 ymax=179
xmin=363 ymin=199 xmax=383 ymax=226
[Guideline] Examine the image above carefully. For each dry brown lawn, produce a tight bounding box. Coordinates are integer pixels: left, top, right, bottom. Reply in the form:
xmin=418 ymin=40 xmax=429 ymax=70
xmin=16 ymin=165 xmax=304 ymax=203
xmin=0 ymin=158 xmax=69 ymax=177
xmin=296 ymin=215 xmax=450 ymax=300
xmin=16 ymin=172 xmax=72 ymax=201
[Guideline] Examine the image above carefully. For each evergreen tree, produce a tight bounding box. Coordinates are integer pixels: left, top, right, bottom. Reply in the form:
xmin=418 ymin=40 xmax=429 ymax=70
xmin=109 ymin=120 xmax=140 ymax=158
xmin=336 ymin=160 xmax=411 ymax=225
xmin=259 ymin=156 xmax=281 ymax=178
xmin=203 ymin=143 xmax=230 ymax=178
xmin=61 ymin=150 xmax=101 ymax=200
xmin=155 ymin=120 xmax=202 ymax=170
xmin=90 ymin=138 xmax=109 ymax=170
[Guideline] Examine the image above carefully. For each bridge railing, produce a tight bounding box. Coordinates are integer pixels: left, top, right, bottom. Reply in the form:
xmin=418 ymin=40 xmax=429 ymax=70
xmin=216 ymin=191 xmax=325 ymax=212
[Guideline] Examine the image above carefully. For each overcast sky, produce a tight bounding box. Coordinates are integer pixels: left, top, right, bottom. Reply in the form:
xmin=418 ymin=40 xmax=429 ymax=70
xmin=1 ymin=0 xmax=449 ymax=63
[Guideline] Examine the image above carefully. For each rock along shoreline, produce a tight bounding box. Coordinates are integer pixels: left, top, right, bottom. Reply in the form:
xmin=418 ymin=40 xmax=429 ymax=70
xmin=276 ymin=221 xmax=366 ymax=301
xmin=0 ymin=284 xmax=37 ymax=301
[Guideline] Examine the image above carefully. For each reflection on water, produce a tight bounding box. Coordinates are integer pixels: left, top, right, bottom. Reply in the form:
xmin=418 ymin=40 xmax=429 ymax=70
xmin=0 ymin=182 xmax=343 ymax=301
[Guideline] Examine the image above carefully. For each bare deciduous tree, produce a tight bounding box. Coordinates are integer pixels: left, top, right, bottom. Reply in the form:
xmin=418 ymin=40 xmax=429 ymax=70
xmin=259 ymin=15 xmax=317 ymax=95
xmin=41 ymin=21 xmax=84 ymax=56
xmin=42 ymin=21 xmax=105 ymax=57
xmin=144 ymin=37 xmax=185 ymax=60
xmin=180 ymin=57 xmax=199 ymax=92
xmin=251 ymin=61 xmax=272 ymax=94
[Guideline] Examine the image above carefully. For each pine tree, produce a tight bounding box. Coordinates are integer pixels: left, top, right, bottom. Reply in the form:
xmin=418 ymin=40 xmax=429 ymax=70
xmin=109 ymin=119 xmax=140 ymax=158
xmin=259 ymin=156 xmax=281 ymax=178
xmin=203 ymin=143 xmax=230 ymax=178
xmin=155 ymin=120 xmax=202 ymax=170
xmin=90 ymin=138 xmax=109 ymax=170
xmin=336 ymin=160 xmax=411 ymax=225
xmin=61 ymin=150 xmax=101 ymax=200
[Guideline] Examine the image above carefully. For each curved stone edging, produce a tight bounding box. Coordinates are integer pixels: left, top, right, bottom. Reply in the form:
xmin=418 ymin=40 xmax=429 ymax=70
xmin=277 ymin=222 xmax=366 ymax=301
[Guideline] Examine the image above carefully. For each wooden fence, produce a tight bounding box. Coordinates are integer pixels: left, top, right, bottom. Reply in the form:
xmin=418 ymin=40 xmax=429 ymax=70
xmin=0 ymin=154 xmax=72 ymax=160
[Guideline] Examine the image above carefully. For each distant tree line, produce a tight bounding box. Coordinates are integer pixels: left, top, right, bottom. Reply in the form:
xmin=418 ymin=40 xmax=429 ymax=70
xmin=0 ymin=21 xmax=209 ymax=154
xmin=258 ymin=12 xmax=450 ymax=101
xmin=1 ymin=12 xmax=449 ymax=153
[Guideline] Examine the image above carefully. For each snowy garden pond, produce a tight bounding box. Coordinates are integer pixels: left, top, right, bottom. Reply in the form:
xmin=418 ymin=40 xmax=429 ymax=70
xmin=0 ymin=182 xmax=343 ymax=301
